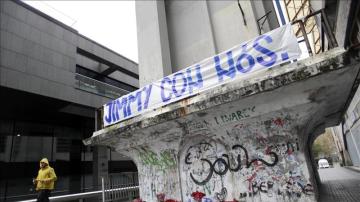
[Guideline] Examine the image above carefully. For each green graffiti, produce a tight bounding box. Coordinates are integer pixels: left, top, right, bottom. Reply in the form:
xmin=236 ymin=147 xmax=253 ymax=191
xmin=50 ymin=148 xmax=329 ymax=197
xmin=214 ymin=106 xmax=255 ymax=125
xmin=204 ymin=184 xmax=212 ymax=195
xmin=139 ymin=150 xmax=176 ymax=170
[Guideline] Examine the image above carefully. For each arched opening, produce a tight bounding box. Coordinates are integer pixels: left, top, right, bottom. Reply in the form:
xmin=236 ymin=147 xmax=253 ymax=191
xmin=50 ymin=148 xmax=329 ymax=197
xmin=312 ymin=129 xmax=339 ymax=170
xmin=105 ymin=150 xmax=139 ymax=201
xmin=309 ymin=127 xmax=360 ymax=201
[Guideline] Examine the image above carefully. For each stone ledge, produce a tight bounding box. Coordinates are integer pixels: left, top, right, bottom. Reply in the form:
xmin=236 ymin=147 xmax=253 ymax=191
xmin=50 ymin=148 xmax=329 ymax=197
xmin=84 ymin=48 xmax=356 ymax=146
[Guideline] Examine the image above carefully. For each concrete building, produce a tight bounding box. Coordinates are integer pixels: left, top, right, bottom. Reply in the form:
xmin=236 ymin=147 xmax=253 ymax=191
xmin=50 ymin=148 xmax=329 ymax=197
xmin=136 ymin=1 xmax=279 ymax=87
xmin=0 ymin=0 xmax=138 ymax=200
xmin=329 ymin=126 xmax=353 ymax=166
xmin=84 ymin=0 xmax=360 ymax=201
xmin=307 ymin=0 xmax=360 ymax=168
xmin=283 ymin=0 xmax=360 ymax=168
xmin=332 ymin=85 xmax=360 ymax=166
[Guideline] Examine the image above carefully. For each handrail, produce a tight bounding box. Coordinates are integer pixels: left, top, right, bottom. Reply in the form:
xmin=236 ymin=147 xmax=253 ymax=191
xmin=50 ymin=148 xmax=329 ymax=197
xmin=75 ymin=73 xmax=131 ymax=99
xmin=75 ymin=73 xmax=131 ymax=93
xmin=292 ymin=19 xmax=313 ymax=56
xmin=19 ymin=186 xmax=139 ymax=202
xmin=291 ymin=9 xmax=338 ymax=56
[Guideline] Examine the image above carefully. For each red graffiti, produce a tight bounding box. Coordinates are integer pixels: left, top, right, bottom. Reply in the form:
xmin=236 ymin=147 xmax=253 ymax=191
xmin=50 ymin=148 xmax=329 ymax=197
xmin=191 ymin=191 xmax=206 ymax=202
xmin=246 ymin=173 xmax=257 ymax=190
xmin=157 ymin=193 xmax=165 ymax=202
xmin=256 ymin=136 xmax=267 ymax=145
xmin=165 ymin=199 xmax=179 ymax=202
xmin=273 ymin=118 xmax=285 ymax=127
xmin=155 ymin=193 xmax=179 ymax=202
xmin=265 ymin=146 xmax=272 ymax=154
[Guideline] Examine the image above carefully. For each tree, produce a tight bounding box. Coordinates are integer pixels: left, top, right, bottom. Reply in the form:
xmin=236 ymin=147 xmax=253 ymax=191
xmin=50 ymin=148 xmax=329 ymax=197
xmin=312 ymin=129 xmax=337 ymax=159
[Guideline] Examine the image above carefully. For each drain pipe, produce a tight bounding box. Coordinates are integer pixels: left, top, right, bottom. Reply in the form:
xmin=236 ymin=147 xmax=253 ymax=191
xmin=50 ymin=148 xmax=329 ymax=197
xmin=237 ymin=0 xmax=247 ymax=26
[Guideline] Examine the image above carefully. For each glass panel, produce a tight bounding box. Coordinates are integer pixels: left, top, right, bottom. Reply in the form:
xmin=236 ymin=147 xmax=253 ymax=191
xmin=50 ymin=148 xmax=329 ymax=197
xmin=75 ymin=73 xmax=129 ymax=99
xmin=0 ymin=135 xmax=54 ymax=201
xmin=0 ymin=121 xmax=95 ymax=201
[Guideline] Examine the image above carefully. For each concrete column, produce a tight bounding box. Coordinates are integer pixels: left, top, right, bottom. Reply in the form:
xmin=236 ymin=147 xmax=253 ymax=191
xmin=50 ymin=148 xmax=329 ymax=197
xmin=136 ymin=0 xmax=172 ymax=87
xmin=69 ymin=139 xmax=82 ymax=193
xmin=348 ymin=129 xmax=360 ymax=163
xmin=114 ymin=113 xmax=316 ymax=202
xmin=176 ymin=126 xmax=315 ymax=202
xmin=86 ymin=43 xmax=360 ymax=202
xmin=92 ymin=146 xmax=108 ymax=189
xmin=332 ymin=0 xmax=351 ymax=48
xmin=121 ymin=142 xmax=182 ymax=202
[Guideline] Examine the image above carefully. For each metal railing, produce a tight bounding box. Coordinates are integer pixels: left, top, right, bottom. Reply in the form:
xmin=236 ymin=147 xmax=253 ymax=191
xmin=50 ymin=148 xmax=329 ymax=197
xmin=102 ymin=175 xmax=139 ymax=202
xmin=19 ymin=181 xmax=139 ymax=202
xmin=19 ymin=173 xmax=139 ymax=202
xmin=75 ymin=73 xmax=130 ymax=99
xmin=291 ymin=9 xmax=338 ymax=57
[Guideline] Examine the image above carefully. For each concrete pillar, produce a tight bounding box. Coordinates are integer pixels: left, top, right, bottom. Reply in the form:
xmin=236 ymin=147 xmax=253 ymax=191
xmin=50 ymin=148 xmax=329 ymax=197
xmin=69 ymin=139 xmax=82 ymax=193
xmin=114 ymin=112 xmax=316 ymax=202
xmin=122 ymin=142 xmax=182 ymax=201
xmin=92 ymin=146 xmax=108 ymax=189
xmin=86 ymin=48 xmax=360 ymax=201
xmin=180 ymin=121 xmax=314 ymax=201
xmin=136 ymin=0 xmax=172 ymax=87
xmin=165 ymin=0 xmax=217 ymax=71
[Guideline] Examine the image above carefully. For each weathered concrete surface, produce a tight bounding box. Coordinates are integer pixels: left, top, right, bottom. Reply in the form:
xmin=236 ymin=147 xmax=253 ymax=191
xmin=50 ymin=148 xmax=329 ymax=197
xmin=84 ymin=48 xmax=360 ymax=202
xmin=319 ymin=167 xmax=360 ymax=202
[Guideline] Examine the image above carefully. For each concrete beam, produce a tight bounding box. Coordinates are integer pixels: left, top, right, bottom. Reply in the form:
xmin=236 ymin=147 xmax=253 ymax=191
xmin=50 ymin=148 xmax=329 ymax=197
xmin=135 ymin=0 xmax=172 ymax=87
xmin=84 ymin=48 xmax=360 ymax=201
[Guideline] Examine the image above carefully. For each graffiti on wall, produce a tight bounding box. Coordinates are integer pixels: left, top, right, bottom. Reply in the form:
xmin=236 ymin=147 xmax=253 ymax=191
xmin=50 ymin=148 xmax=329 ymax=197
xmin=139 ymin=149 xmax=177 ymax=171
xmin=185 ymin=144 xmax=278 ymax=185
xmin=180 ymin=113 xmax=313 ymax=201
xmin=214 ymin=106 xmax=256 ymax=125
xmin=186 ymin=120 xmax=212 ymax=133
xmin=136 ymin=148 xmax=180 ymax=200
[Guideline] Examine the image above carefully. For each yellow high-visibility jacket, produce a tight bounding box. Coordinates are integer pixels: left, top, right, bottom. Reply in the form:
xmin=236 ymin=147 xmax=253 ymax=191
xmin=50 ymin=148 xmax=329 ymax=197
xmin=35 ymin=158 xmax=57 ymax=190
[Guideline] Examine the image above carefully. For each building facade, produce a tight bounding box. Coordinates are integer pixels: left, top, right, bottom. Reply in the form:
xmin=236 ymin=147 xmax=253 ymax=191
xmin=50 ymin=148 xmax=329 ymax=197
xmin=108 ymin=0 xmax=358 ymax=201
xmin=308 ymin=0 xmax=360 ymax=168
xmin=0 ymin=0 xmax=138 ymax=200
xmin=332 ymin=83 xmax=360 ymax=167
xmin=136 ymin=0 xmax=280 ymax=87
xmin=135 ymin=0 xmax=360 ymax=167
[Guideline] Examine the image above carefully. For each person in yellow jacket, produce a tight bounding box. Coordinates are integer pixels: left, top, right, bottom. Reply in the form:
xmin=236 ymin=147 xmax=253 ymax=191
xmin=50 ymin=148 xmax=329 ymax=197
xmin=33 ymin=158 xmax=57 ymax=202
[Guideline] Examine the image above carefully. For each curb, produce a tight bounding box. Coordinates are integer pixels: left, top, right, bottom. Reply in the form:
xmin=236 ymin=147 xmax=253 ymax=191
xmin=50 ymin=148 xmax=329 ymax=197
xmin=344 ymin=166 xmax=360 ymax=173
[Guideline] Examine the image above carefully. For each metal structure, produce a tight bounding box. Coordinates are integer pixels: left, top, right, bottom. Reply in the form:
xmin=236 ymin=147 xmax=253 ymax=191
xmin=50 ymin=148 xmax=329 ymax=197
xmin=291 ymin=8 xmax=338 ymax=57
xmin=348 ymin=0 xmax=360 ymax=49
xmin=19 ymin=181 xmax=139 ymax=202
xmin=257 ymin=11 xmax=272 ymax=34
xmin=18 ymin=172 xmax=139 ymax=202
xmin=75 ymin=73 xmax=130 ymax=99
xmin=102 ymin=173 xmax=139 ymax=202
xmin=285 ymin=0 xmax=322 ymax=54
xmin=20 ymin=186 xmax=139 ymax=202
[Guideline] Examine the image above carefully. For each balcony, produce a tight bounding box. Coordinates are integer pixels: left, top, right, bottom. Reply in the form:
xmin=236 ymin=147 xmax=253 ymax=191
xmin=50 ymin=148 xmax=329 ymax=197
xmin=75 ymin=73 xmax=130 ymax=99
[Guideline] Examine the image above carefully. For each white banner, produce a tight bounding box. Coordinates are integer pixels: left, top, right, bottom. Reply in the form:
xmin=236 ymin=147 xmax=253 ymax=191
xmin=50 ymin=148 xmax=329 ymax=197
xmin=103 ymin=24 xmax=301 ymax=127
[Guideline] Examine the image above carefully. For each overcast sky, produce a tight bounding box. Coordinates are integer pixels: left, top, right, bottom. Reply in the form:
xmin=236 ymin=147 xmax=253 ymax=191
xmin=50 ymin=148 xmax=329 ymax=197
xmin=23 ymin=1 xmax=138 ymax=62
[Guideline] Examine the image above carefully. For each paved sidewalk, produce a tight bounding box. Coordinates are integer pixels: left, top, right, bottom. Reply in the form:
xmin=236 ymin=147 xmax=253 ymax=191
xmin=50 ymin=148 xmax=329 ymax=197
xmin=345 ymin=166 xmax=360 ymax=173
xmin=319 ymin=166 xmax=360 ymax=202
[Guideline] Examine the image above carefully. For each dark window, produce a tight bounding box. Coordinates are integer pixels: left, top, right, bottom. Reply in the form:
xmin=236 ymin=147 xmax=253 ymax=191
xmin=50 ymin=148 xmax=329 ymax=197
xmin=76 ymin=65 xmax=137 ymax=92
xmin=57 ymin=138 xmax=70 ymax=153
xmin=0 ymin=136 xmax=6 ymax=153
